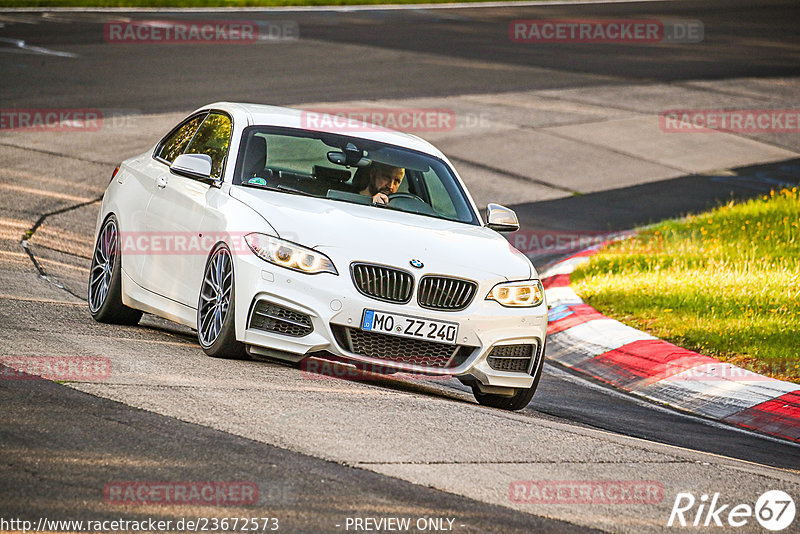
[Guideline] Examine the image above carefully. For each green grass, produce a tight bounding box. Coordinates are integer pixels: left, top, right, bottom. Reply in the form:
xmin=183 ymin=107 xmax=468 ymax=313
xmin=571 ymin=187 xmax=800 ymax=383
xmin=1 ymin=0 xmax=528 ymax=6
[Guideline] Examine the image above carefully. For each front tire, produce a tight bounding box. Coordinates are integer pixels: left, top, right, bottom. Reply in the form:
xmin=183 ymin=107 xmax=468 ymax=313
xmin=197 ymin=244 xmax=248 ymax=360
xmin=472 ymin=384 xmax=537 ymax=411
xmin=472 ymin=342 xmax=545 ymax=411
xmin=88 ymin=215 xmax=142 ymax=325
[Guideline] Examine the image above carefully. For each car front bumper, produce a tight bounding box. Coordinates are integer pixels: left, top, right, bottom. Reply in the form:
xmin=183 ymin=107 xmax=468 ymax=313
xmin=233 ymin=253 xmax=547 ymax=389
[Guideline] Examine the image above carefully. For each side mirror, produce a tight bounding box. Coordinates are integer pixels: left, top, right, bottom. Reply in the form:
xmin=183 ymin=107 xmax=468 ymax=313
xmin=170 ymin=154 xmax=218 ymax=185
xmin=485 ymin=203 xmax=519 ymax=232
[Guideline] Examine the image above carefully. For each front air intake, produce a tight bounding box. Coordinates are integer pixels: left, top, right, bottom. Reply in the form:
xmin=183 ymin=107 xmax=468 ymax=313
xmin=486 ymin=343 xmax=538 ymax=373
xmin=249 ymin=301 xmax=313 ymax=337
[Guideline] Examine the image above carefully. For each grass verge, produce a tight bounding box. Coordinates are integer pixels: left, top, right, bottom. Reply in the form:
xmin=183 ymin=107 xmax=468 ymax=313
xmin=571 ymin=187 xmax=800 ymax=383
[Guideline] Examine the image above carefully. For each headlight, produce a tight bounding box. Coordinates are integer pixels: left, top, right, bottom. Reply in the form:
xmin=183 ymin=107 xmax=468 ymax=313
xmin=244 ymin=233 xmax=337 ymax=275
xmin=486 ymin=280 xmax=544 ymax=307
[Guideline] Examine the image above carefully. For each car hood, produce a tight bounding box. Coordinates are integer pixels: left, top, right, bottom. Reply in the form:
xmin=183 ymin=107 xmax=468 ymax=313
xmin=229 ymin=187 xmax=533 ymax=281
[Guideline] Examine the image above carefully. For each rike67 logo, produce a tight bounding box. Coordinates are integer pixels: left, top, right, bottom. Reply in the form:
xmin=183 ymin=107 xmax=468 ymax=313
xmin=668 ymin=490 xmax=795 ymax=531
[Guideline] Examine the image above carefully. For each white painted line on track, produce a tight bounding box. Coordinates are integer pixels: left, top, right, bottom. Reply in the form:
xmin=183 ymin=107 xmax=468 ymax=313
xmin=0 ymin=37 xmax=77 ymax=58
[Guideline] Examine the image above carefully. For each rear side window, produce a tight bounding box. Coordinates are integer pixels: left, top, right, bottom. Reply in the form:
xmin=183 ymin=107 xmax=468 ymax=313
xmin=184 ymin=113 xmax=232 ymax=179
xmin=156 ymin=114 xmax=206 ymax=164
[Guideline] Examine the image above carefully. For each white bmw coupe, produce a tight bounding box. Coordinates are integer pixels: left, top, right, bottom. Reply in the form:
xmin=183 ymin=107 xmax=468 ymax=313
xmin=89 ymin=102 xmax=547 ymax=410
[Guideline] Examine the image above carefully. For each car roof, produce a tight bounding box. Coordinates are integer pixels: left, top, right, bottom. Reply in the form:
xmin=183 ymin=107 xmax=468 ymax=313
xmin=197 ymin=102 xmax=447 ymax=159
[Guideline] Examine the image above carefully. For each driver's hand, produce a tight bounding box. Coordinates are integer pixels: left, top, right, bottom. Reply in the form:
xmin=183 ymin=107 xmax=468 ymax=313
xmin=372 ymin=193 xmax=389 ymax=205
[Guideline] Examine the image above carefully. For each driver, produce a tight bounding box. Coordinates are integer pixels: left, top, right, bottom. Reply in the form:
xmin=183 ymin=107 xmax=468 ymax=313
xmin=359 ymin=162 xmax=405 ymax=205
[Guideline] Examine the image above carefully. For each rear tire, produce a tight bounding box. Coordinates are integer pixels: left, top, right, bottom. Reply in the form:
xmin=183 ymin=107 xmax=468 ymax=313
xmin=197 ymin=244 xmax=249 ymax=360
xmin=88 ymin=215 xmax=142 ymax=325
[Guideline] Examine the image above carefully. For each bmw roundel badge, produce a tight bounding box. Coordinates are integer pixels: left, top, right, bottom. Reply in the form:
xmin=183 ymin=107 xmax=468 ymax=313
xmin=410 ymin=259 xmax=424 ymax=269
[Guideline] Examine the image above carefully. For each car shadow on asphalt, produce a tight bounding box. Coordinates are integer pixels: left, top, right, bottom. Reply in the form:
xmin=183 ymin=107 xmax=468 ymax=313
xmin=257 ymin=352 xmax=477 ymax=405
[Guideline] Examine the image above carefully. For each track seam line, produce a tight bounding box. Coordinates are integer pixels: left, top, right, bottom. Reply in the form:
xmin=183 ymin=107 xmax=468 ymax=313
xmin=26 ymin=242 xmax=91 ymax=261
xmin=20 ymin=195 xmax=102 ymax=300
xmin=0 ymin=141 xmax=115 ymax=166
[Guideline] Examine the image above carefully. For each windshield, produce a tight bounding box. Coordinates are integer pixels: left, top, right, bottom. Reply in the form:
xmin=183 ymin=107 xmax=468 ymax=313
xmin=233 ymin=127 xmax=479 ymax=225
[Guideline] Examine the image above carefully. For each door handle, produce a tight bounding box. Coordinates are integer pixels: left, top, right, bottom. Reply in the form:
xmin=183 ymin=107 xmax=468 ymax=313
xmin=156 ymin=176 xmax=168 ymax=189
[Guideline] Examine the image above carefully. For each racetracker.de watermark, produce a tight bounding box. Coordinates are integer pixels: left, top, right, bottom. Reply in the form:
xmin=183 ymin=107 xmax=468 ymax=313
xmin=509 ymin=19 xmax=703 ymax=43
xmin=507 ymin=229 xmax=627 ymax=258
xmin=104 ymin=20 xmax=298 ymax=44
xmin=509 ymin=480 xmax=664 ymax=504
xmin=115 ymin=231 xmax=251 ymax=255
xmin=0 ymin=109 xmax=103 ymax=132
xmin=660 ymin=109 xmax=800 ymax=133
xmin=104 ymin=481 xmax=258 ymax=506
xmin=0 ymin=356 xmax=112 ymax=381
xmin=300 ymin=108 xmax=460 ymax=133
xmin=663 ymin=361 xmax=800 ymax=382
xmin=299 ymin=358 xmax=450 ymax=382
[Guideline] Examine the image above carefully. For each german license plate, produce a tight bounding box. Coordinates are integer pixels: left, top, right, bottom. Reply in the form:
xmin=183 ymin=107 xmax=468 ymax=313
xmin=361 ymin=309 xmax=459 ymax=345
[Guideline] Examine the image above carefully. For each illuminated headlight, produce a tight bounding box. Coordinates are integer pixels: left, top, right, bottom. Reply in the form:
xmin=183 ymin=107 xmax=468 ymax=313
xmin=486 ymin=280 xmax=544 ymax=307
xmin=244 ymin=233 xmax=337 ymax=275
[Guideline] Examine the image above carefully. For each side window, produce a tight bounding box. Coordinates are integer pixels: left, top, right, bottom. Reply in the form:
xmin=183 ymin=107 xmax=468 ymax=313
xmin=156 ymin=114 xmax=206 ymax=164
xmin=184 ymin=113 xmax=232 ymax=179
xmin=423 ymin=168 xmax=459 ymax=219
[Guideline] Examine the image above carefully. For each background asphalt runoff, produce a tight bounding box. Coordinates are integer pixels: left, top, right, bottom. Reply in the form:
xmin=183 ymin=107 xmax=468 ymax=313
xmin=1 ymin=1 xmax=800 ymax=532
xmin=0 ymin=0 xmax=797 ymax=111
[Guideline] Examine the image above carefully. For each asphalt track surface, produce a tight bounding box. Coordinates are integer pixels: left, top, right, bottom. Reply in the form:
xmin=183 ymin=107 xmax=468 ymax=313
xmin=2 ymin=365 xmax=583 ymax=533
xmin=0 ymin=0 xmax=798 ymax=111
xmin=1 ymin=1 xmax=800 ymax=532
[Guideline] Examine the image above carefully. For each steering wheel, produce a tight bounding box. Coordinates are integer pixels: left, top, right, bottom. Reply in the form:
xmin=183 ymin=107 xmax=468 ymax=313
xmin=387 ymin=192 xmax=426 ymax=204
xmin=386 ymin=192 xmax=438 ymax=216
